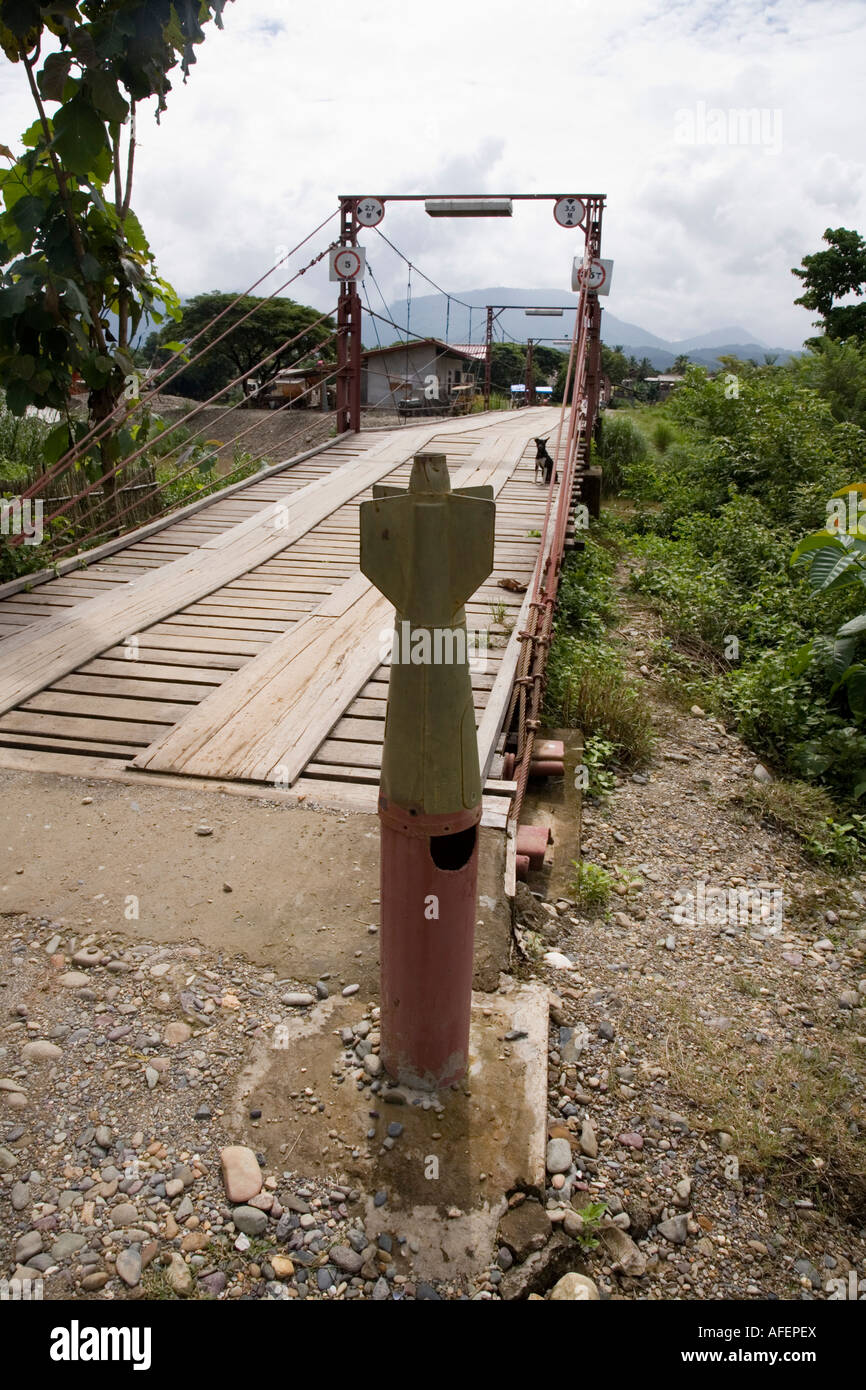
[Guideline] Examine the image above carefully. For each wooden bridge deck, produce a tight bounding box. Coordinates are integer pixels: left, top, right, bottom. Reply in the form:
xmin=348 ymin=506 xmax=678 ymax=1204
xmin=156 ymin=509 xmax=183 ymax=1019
xmin=0 ymin=408 xmax=561 ymax=824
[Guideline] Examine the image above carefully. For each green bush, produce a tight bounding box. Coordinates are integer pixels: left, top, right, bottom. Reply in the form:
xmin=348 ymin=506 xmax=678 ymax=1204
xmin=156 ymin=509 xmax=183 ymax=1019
xmin=650 ymin=418 xmax=677 ymax=453
xmin=596 ymin=413 xmax=648 ymax=496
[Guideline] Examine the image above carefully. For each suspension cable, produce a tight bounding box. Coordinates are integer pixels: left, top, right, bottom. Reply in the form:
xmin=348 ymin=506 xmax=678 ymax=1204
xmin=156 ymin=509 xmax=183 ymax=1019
xmin=24 ymin=211 xmax=340 ymax=500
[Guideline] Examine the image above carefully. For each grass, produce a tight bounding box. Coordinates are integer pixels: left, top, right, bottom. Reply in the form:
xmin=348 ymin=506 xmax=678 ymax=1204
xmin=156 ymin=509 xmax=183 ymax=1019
xmin=547 ymin=638 xmax=655 ymax=767
xmin=736 ymin=777 xmax=866 ymax=868
xmin=652 ymin=994 xmax=866 ymax=1223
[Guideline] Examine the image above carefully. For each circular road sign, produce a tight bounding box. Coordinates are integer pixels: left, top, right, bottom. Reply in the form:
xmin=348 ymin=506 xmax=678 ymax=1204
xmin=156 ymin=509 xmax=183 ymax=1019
xmin=553 ymin=196 xmax=586 ymax=228
xmin=333 ymin=248 xmax=363 ymax=280
xmin=355 ymin=197 xmax=385 ymax=227
xmin=576 ymin=257 xmax=607 ymax=292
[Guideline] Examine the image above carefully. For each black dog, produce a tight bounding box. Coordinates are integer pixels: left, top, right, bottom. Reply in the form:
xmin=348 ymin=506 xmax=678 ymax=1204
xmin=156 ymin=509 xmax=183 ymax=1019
xmin=533 ymin=437 xmax=557 ymax=485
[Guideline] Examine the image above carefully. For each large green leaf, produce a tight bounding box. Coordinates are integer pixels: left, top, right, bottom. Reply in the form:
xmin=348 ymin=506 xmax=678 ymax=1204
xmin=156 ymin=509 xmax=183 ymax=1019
xmin=790 ymin=529 xmax=839 ymax=566
xmin=785 ymin=639 xmax=816 ymax=678
xmin=836 ymin=613 xmax=866 ymax=639
xmin=85 ymin=70 xmax=129 ymax=124
xmin=0 ymin=277 xmax=34 ymax=315
xmin=807 ymin=547 xmax=865 ymax=593
xmin=51 ymin=93 xmax=109 ymax=176
xmin=841 ymin=665 xmax=866 ymax=718
xmin=43 ymin=419 xmax=72 ymax=464
xmin=37 ymin=51 xmax=73 ymax=102
xmin=831 ymin=636 xmax=857 ymax=676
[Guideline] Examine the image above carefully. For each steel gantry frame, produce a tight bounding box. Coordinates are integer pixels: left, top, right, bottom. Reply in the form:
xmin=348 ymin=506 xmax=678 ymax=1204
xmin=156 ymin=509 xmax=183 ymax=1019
xmin=334 ymin=193 xmax=606 ymax=432
xmin=335 ymin=190 xmax=608 ymax=887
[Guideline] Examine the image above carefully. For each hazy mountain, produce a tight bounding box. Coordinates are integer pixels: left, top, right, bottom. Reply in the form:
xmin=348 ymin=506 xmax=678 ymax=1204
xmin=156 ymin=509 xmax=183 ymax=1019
xmin=362 ymin=287 xmax=799 ymax=369
xmin=671 ymin=326 xmax=770 ymax=351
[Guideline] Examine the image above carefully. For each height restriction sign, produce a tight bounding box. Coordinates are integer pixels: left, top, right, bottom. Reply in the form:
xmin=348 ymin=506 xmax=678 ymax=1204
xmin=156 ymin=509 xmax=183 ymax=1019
xmin=553 ymin=196 xmax=586 ymax=228
xmin=355 ymin=197 xmax=385 ymax=227
xmin=329 ymin=246 xmax=367 ymax=281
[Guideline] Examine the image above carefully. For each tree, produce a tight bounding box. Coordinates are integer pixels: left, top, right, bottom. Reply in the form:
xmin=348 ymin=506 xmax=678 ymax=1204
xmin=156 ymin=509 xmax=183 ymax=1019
xmin=488 ymin=341 xmax=525 ymax=393
xmin=789 ymin=336 xmax=866 ymax=431
xmin=533 ymin=344 xmax=566 ymax=382
xmin=0 ymin=0 xmax=231 ymax=506
xmin=601 ymin=344 xmax=629 ymax=385
xmin=142 ymin=293 xmax=337 ymax=400
xmin=673 ymin=353 xmax=692 ymax=374
xmin=792 ymin=227 xmax=866 ymax=345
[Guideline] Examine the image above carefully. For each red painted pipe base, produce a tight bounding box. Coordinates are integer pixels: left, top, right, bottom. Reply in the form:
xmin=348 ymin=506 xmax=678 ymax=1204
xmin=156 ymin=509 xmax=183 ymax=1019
xmin=378 ymin=800 xmax=481 ymax=1091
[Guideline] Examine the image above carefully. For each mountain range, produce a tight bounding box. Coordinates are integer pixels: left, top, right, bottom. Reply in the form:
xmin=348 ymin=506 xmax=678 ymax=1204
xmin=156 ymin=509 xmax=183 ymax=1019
xmin=362 ymin=287 xmax=801 ymax=371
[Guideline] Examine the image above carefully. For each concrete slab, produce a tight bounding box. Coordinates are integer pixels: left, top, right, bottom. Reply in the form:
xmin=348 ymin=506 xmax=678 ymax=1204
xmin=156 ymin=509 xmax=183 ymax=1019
xmin=225 ymin=978 xmax=549 ymax=1283
xmin=0 ymin=769 xmax=511 ymax=992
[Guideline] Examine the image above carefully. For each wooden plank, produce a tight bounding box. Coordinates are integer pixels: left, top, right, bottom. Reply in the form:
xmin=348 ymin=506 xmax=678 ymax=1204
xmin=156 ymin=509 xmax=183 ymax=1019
xmin=56 ymin=672 xmax=217 ymax=702
xmin=22 ymin=690 xmax=194 ymax=724
xmin=0 ymin=431 xmax=351 ymax=602
xmin=132 ymin=429 xmax=535 ymax=785
xmin=78 ymin=659 xmax=225 ymax=685
xmin=0 ymin=734 xmax=138 ymax=758
xmin=476 ymin=582 xmax=535 ymax=783
xmin=0 ymin=418 xmax=462 ymax=714
xmin=99 ymin=647 xmax=246 ymax=670
xmin=135 ymin=580 xmax=390 ymax=780
xmin=0 ymin=711 xmax=170 ymax=745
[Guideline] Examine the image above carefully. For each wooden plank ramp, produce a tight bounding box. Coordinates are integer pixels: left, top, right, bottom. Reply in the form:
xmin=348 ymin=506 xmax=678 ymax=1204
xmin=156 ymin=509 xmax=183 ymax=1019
xmin=0 ymin=434 xmax=382 ymax=641
xmin=132 ymin=429 xmax=529 ymax=781
xmin=0 ymin=407 xmax=561 ymax=822
xmin=0 ymin=417 xmax=487 ymax=713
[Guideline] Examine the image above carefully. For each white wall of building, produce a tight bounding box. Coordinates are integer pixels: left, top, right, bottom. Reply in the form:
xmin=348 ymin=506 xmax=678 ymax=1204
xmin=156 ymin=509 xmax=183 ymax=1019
xmin=362 ymin=344 xmax=472 ymax=409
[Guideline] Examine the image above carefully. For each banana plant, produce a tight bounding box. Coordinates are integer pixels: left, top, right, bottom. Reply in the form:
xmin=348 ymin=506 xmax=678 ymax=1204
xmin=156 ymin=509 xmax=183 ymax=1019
xmin=790 ymin=483 xmax=866 ymax=714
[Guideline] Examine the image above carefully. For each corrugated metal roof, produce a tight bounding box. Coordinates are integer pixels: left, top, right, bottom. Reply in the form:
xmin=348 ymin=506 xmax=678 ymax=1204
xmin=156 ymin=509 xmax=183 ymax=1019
xmin=362 ymin=338 xmax=479 ymax=361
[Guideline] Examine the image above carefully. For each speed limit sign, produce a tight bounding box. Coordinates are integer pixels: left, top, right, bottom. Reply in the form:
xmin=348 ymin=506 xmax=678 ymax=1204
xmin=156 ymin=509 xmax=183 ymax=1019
xmin=355 ymin=197 xmax=385 ymax=227
xmin=572 ymin=256 xmax=613 ymax=295
xmin=553 ymin=196 xmax=586 ymax=228
xmin=329 ymin=246 xmax=367 ymax=281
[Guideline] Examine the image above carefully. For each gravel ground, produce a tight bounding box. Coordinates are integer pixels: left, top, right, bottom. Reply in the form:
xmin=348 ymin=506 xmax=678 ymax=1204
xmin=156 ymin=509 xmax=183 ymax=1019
xmin=2 ymin=593 xmax=864 ymax=1303
xmin=0 ymin=920 xmax=479 ymax=1300
xmin=514 ymin=595 xmax=866 ymax=1301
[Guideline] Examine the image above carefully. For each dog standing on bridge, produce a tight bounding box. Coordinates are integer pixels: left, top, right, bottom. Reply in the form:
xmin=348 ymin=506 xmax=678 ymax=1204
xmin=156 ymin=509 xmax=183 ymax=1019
xmin=533 ymin=436 xmax=558 ymax=486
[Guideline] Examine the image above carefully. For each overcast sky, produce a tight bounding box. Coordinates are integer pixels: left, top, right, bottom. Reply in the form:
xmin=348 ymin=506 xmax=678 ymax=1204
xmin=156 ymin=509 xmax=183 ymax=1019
xmin=2 ymin=0 xmax=864 ymax=347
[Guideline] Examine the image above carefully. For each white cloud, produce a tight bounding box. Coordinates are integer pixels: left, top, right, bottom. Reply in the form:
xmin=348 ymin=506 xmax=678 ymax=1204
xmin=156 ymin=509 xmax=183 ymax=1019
xmin=0 ymin=0 xmax=864 ymax=347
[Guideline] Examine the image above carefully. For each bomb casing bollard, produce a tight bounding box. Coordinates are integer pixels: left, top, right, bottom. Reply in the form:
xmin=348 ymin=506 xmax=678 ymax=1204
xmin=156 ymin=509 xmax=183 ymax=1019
xmin=359 ymin=452 xmax=495 ymax=1089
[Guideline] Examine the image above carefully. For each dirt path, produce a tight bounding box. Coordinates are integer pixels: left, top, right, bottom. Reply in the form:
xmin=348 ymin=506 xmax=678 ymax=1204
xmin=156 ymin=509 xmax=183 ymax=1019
xmin=521 ymin=577 xmax=866 ymax=1299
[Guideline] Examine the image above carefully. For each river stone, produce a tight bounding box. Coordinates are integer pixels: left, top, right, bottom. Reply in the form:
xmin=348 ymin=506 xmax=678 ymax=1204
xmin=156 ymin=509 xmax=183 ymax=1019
xmin=165 ymin=1252 xmax=194 ymax=1297
xmin=11 ymin=1181 xmax=30 ymax=1211
xmin=546 ymin=1137 xmax=572 ymax=1174
xmin=499 ymin=1201 xmax=552 ymax=1262
xmin=50 ymin=1232 xmax=86 ymax=1260
xmin=550 ymin=1272 xmax=600 ymax=1300
xmin=110 ymin=1202 xmax=139 ymax=1227
xmin=116 ymin=1246 xmax=142 ymax=1287
xmin=15 ymin=1231 xmax=43 ymax=1263
xmin=163 ymin=1022 xmax=192 ymax=1045
xmin=657 ymin=1214 xmax=689 ymax=1244
xmin=22 ymin=1040 xmax=63 ymax=1062
xmin=58 ymin=972 xmax=90 ymax=989
xmin=579 ymin=1119 xmax=598 ymax=1158
xmin=232 ymin=1205 xmax=268 ymax=1237
xmin=599 ymin=1223 xmax=647 ymax=1275
xmin=220 ymin=1145 xmax=262 ymax=1203
xmin=329 ymin=1245 xmax=364 ymax=1274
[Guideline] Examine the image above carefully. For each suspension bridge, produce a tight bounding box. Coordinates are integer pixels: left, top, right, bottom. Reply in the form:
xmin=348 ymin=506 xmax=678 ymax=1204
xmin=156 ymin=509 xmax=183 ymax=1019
xmin=0 ymin=192 xmax=606 ymax=892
